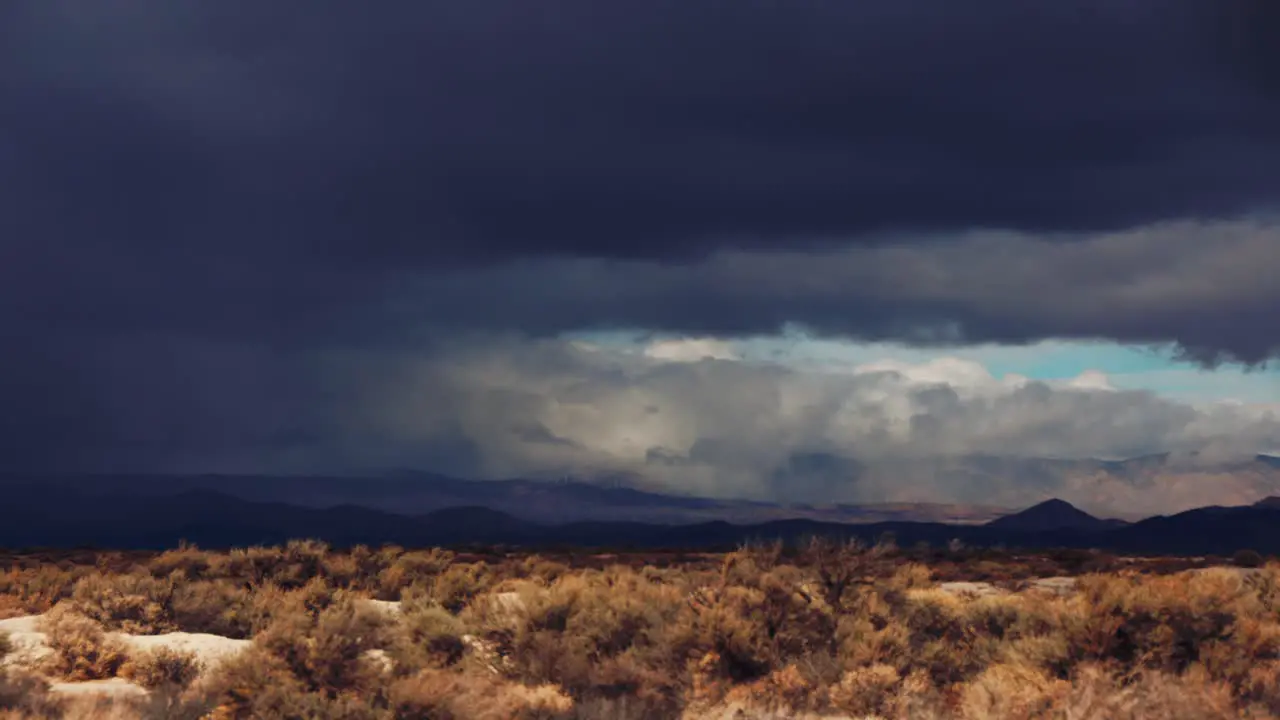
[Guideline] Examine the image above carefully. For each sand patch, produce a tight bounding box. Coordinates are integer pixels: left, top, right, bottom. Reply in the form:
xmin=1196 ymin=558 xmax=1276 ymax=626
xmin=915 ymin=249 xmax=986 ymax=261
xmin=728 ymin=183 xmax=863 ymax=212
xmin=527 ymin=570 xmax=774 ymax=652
xmin=0 ymin=614 xmax=53 ymax=667
xmin=1026 ymin=576 xmax=1078 ymax=596
xmin=361 ymin=598 xmax=403 ymax=616
xmin=47 ymin=676 xmax=148 ymax=699
xmin=118 ymin=631 xmax=251 ymax=667
xmin=937 ymin=581 xmax=1006 ymax=599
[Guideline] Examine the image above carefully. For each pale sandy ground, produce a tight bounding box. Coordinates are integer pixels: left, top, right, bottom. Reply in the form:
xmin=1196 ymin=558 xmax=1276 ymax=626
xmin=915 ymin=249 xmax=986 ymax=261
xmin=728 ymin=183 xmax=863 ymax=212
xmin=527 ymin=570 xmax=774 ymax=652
xmin=0 ymin=614 xmax=52 ymax=668
xmin=1 ymin=613 xmax=253 ymax=700
xmin=935 ymin=576 xmax=1080 ymax=599
xmin=46 ymin=677 xmax=149 ymax=699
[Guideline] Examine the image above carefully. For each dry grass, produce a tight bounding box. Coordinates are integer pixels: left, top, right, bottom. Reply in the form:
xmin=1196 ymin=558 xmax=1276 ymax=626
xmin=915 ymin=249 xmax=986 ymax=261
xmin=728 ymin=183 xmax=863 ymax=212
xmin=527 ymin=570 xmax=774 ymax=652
xmin=1 ymin=540 xmax=1279 ymax=718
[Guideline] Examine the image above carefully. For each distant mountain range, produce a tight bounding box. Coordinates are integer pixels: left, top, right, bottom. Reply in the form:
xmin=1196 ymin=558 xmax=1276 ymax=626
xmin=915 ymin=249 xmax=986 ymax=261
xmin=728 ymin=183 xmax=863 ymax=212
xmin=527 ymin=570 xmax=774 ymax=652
xmin=6 ymin=452 xmax=1279 ymax=527
xmin=834 ymin=453 xmax=1280 ymax=519
xmin=4 ymin=473 xmax=1280 ymax=556
xmin=0 ymin=471 xmax=1012 ymax=526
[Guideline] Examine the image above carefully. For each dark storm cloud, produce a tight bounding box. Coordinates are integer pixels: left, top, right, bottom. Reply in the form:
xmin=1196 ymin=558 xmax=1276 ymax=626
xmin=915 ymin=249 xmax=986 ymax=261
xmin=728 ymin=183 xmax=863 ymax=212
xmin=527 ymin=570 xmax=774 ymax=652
xmin=2 ymin=0 xmax=1279 ymax=475
xmin=2 ymin=0 xmax=1278 ymax=269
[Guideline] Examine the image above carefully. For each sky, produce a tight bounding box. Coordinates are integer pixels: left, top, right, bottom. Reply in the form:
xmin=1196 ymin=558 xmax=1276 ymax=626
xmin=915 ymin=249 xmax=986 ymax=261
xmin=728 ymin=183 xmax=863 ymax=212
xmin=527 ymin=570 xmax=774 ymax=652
xmin=2 ymin=1 xmax=1279 ymax=503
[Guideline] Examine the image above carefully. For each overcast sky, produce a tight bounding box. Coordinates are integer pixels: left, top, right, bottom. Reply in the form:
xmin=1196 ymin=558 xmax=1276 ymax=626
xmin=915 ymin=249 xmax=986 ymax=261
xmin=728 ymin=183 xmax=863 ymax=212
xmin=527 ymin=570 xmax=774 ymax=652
xmin=2 ymin=1 xmax=1278 ymax=502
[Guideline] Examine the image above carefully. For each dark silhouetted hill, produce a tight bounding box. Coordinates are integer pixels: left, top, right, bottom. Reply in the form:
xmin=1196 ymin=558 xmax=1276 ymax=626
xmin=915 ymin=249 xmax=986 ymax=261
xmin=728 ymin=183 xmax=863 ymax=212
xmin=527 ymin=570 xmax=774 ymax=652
xmin=986 ymin=498 xmax=1124 ymax=533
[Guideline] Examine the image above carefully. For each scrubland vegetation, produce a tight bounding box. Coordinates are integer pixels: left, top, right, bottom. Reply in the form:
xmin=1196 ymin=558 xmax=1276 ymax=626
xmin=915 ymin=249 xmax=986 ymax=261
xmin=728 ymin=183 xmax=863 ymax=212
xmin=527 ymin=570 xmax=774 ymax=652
xmin=1 ymin=540 xmax=1278 ymax=718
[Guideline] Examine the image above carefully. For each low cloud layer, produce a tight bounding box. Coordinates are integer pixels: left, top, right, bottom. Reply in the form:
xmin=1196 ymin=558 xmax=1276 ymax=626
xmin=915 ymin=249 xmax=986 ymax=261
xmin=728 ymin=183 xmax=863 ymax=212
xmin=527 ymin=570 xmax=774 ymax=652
xmin=13 ymin=334 xmax=1275 ymax=510
xmin=365 ymin=339 xmax=1280 ymax=499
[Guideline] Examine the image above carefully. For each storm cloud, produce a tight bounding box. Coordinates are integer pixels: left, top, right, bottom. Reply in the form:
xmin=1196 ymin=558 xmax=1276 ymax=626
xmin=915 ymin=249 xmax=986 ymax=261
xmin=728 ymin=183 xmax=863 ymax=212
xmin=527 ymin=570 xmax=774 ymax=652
xmin=1 ymin=0 xmax=1279 ymax=486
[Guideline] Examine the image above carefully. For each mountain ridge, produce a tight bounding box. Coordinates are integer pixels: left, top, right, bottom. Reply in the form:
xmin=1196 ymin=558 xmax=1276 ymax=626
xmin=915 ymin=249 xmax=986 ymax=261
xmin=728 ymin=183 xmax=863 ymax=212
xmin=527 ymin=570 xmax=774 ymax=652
xmin=7 ymin=452 xmax=1280 ymax=523
xmin=4 ymin=484 xmax=1280 ymax=556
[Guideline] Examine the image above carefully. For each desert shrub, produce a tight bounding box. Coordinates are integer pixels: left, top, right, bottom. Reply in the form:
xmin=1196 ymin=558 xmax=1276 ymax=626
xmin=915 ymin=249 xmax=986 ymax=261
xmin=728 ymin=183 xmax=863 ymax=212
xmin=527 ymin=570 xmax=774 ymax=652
xmin=243 ymin=577 xmax=344 ymax=636
xmin=234 ymin=690 xmax=389 ymax=720
xmin=147 ymin=542 xmax=218 ymax=581
xmin=1248 ymin=565 xmax=1280 ymax=614
xmin=516 ymin=556 xmax=570 ymax=585
xmin=195 ymin=648 xmax=386 ymax=720
xmin=169 ymin=579 xmax=256 ymax=638
xmin=886 ymin=562 xmax=934 ymax=593
xmin=461 ymin=570 xmax=694 ymax=716
xmin=827 ymin=663 xmax=904 ymax=717
xmin=798 ymin=536 xmax=889 ymax=609
xmin=0 ymin=565 xmax=85 ymax=615
xmin=427 ymin=562 xmax=493 ymax=614
xmin=960 ymin=662 xmax=1066 ymax=718
xmin=281 ymin=540 xmax=333 ymax=583
xmin=70 ymin=571 xmax=177 ymax=634
xmin=690 ymin=565 xmax=836 ymax=690
xmin=373 ymin=548 xmax=455 ymax=600
xmin=0 ymin=595 xmax=24 ymax=621
xmin=1239 ymin=661 xmax=1280 ymax=715
xmin=389 ymin=592 xmax=468 ymax=672
xmin=389 ymin=668 xmax=573 ymax=720
xmin=1070 ymin=569 xmax=1258 ymax=674
xmin=708 ymin=664 xmax=819 ymax=716
xmin=1200 ymin=612 xmax=1280 ymax=692
xmin=1045 ymin=663 xmax=1241 ymax=720
xmin=898 ymin=588 xmax=997 ymax=685
xmin=718 ymin=541 xmax=783 ymax=588
xmin=337 ymin=545 xmax=389 ymax=595
xmin=38 ymin=605 xmax=129 ymax=681
xmin=255 ymin=592 xmax=390 ymax=698
xmin=220 ymin=541 xmax=332 ymax=590
xmin=120 ymin=646 xmax=203 ymax=690
xmin=1235 ymin=549 xmax=1266 ymax=569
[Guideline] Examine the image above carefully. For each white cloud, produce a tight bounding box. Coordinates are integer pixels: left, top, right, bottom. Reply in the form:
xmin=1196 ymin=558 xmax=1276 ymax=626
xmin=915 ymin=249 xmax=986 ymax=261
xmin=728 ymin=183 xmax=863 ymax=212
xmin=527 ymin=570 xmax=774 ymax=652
xmin=341 ymin=337 xmax=1280 ymax=509
xmin=642 ymin=337 xmax=740 ymax=363
xmin=1063 ymin=369 xmax=1116 ymax=392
